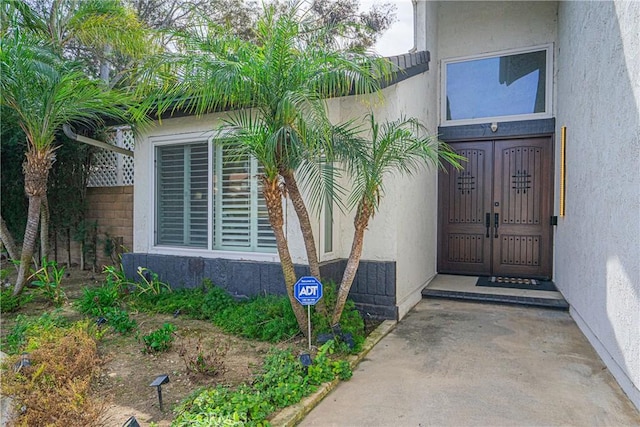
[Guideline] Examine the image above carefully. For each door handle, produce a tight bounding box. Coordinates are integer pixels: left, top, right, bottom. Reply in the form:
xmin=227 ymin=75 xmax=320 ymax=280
xmin=485 ymin=213 xmax=490 ymax=238
xmin=494 ymin=213 xmax=499 ymax=238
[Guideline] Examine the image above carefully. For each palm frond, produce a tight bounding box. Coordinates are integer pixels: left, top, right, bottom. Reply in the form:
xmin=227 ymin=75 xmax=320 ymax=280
xmin=1 ymin=31 xmax=139 ymax=152
xmin=339 ymin=113 xmax=465 ymax=214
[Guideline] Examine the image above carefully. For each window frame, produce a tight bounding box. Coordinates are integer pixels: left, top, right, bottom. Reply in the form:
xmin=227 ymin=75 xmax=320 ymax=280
xmin=149 ymin=131 xmax=278 ymax=261
xmin=440 ymin=44 xmax=553 ymax=127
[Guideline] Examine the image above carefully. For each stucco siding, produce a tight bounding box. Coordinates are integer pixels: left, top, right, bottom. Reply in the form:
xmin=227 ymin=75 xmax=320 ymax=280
xmin=393 ymin=57 xmax=440 ymax=318
xmin=132 ymin=112 xmax=303 ymax=264
xmin=554 ymin=1 xmax=640 ymax=409
xmin=436 ymin=1 xmax=558 ymax=61
xmin=435 ymin=1 xmax=558 ymax=123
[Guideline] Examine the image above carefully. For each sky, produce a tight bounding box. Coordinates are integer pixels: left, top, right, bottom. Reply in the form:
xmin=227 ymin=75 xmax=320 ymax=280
xmin=362 ymin=0 xmax=414 ymax=57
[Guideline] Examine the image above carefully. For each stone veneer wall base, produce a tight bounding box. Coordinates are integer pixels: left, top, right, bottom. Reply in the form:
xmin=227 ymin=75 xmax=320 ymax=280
xmin=122 ymin=254 xmax=397 ymax=320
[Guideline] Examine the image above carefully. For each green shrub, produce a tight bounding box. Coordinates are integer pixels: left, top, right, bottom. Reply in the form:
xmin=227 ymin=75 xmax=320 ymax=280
xmin=200 ymin=285 xmax=235 ymax=319
xmin=131 ymin=287 xmax=206 ymax=317
xmin=313 ymin=281 xmax=366 ymax=353
xmin=3 ymin=311 xmax=68 ymax=354
xmin=134 ymin=267 xmax=171 ymax=295
xmin=214 ymin=295 xmax=298 ymax=342
xmin=30 ymin=258 xmax=66 ymax=306
xmin=103 ymin=307 xmax=137 ymax=334
xmin=0 ymin=288 xmax=33 ymax=313
xmin=174 ymin=340 xmax=352 ymax=426
xmin=75 ymin=281 xmax=124 ymax=316
xmin=140 ymin=323 xmax=176 ymax=353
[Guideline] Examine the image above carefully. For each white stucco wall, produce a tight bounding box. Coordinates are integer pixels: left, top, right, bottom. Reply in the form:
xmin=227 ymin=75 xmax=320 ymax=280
xmin=435 ymin=1 xmax=558 ymax=123
xmin=132 ymin=112 xmax=311 ymax=265
xmin=335 ymin=73 xmax=441 ymax=319
xmin=554 ymin=0 xmax=640 ymax=409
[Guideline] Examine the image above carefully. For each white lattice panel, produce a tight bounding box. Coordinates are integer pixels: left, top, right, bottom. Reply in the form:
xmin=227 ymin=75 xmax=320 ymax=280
xmin=87 ymin=127 xmax=135 ymax=187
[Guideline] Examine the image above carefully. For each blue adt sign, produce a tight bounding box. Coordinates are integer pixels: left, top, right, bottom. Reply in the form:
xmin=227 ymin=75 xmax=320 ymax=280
xmin=294 ymin=276 xmax=323 ymax=306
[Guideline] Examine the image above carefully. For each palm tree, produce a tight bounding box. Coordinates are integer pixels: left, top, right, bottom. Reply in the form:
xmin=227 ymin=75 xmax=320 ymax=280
xmin=2 ymin=0 xmax=150 ymax=86
xmin=331 ymin=113 xmax=464 ymax=325
xmin=140 ymin=4 xmax=390 ymax=334
xmin=0 ymin=30 xmax=139 ymax=295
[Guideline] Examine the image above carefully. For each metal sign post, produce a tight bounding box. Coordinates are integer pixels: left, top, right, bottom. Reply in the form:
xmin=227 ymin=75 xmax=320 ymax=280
xmin=294 ymin=276 xmax=323 ymax=350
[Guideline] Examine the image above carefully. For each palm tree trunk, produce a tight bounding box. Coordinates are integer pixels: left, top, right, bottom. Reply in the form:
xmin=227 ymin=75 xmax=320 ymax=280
xmin=280 ymin=168 xmax=328 ymax=315
xmin=13 ymin=195 xmax=42 ymax=295
xmin=331 ymin=201 xmax=372 ymax=326
xmin=262 ymin=176 xmax=308 ymax=335
xmin=14 ymin=148 xmax=53 ymax=295
xmin=40 ymin=194 xmax=50 ymax=259
xmin=280 ymin=168 xmax=321 ymax=278
xmin=0 ymin=215 xmax=20 ymax=262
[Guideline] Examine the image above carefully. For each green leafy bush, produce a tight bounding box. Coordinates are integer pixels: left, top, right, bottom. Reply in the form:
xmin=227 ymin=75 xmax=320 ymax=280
xmin=174 ymin=341 xmax=352 ymax=426
xmin=30 ymin=258 xmax=66 ymax=306
xmin=131 ymin=287 xmax=206 ymax=316
xmin=313 ymin=281 xmax=366 ymax=353
xmin=140 ymin=323 xmax=176 ymax=353
xmin=214 ymin=295 xmax=299 ymax=342
xmin=103 ymin=307 xmax=137 ymax=334
xmin=3 ymin=311 xmax=68 ymax=354
xmin=0 ymin=288 xmax=33 ymax=313
xmin=134 ymin=267 xmax=171 ymax=295
xmin=75 ymin=281 xmax=124 ymax=316
xmin=199 ymin=285 xmax=235 ymax=319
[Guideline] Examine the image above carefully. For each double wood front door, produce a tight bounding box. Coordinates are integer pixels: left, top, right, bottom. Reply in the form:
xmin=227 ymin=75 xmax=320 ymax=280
xmin=438 ymin=137 xmax=554 ymax=279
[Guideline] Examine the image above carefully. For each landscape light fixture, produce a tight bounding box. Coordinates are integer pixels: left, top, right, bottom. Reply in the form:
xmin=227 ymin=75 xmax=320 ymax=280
xmin=149 ymin=374 xmax=170 ymax=411
xmin=13 ymin=353 xmax=31 ymax=373
xmin=299 ymin=353 xmax=312 ymax=375
xmin=122 ymin=416 xmax=140 ymax=427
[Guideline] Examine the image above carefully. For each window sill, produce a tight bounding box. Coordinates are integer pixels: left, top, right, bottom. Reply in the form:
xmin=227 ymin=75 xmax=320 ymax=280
xmin=149 ymin=246 xmax=280 ymax=263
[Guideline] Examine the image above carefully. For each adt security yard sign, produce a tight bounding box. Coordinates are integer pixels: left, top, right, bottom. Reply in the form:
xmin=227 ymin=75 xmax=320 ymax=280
xmin=294 ymin=276 xmax=323 ymax=350
xmin=294 ymin=276 xmax=323 ymax=305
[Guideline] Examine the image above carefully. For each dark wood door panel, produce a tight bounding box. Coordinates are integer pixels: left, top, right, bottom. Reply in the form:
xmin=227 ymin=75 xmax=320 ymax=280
xmin=438 ymin=142 xmax=492 ymax=275
xmin=493 ymin=139 xmax=553 ymax=278
xmin=438 ymin=137 xmax=554 ymax=279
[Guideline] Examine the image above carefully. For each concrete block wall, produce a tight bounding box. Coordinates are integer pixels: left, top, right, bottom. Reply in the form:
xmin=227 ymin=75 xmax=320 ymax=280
xmin=85 ymin=186 xmax=133 ymax=267
xmin=52 ymin=186 xmax=133 ymax=268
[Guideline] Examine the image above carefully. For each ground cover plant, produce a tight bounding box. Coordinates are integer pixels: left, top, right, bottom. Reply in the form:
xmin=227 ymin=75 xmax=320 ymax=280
xmin=0 ymin=267 xmax=368 ymax=425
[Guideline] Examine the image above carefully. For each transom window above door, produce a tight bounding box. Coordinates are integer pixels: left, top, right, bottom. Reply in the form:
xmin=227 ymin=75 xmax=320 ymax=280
xmin=442 ymin=45 xmax=552 ymax=126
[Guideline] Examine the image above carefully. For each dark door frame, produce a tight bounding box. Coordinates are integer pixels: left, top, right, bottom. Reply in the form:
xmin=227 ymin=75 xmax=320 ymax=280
xmin=437 ymin=119 xmax=556 ymax=279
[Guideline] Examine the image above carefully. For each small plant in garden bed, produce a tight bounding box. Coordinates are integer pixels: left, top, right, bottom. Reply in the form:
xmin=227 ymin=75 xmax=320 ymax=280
xmin=140 ymin=322 xmax=176 ymax=353
xmin=75 ymin=279 xmax=125 ymax=316
xmin=103 ymin=307 xmax=137 ymax=334
xmin=0 ymin=288 xmax=34 ymax=313
xmin=173 ymin=340 xmax=352 ymax=426
xmin=213 ymin=295 xmax=299 ymax=342
xmin=178 ymin=336 xmax=229 ymax=377
xmin=3 ymin=311 xmax=69 ymax=355
xmin=29 ymin=257 xmax=66 ymax=306
xmin=134 ymin=266 xmax=171 ymax=295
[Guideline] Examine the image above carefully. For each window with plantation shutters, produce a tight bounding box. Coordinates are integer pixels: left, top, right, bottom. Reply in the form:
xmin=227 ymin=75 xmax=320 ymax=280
xmin=156 ymin=143 xmax=208 ymax=248
xmin=154 ymin=138 xmax=276 ymax=253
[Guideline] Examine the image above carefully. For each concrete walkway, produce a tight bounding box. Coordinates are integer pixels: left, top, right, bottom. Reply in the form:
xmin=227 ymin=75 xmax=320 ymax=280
xmin=301 ymin=299 xmax=640 ymax=426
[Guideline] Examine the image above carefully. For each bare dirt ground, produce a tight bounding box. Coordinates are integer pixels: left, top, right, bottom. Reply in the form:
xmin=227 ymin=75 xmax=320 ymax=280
xmin=1 ymin=267 xmax=307 ymax=426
